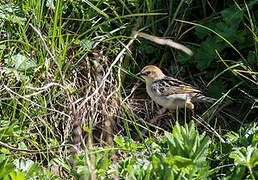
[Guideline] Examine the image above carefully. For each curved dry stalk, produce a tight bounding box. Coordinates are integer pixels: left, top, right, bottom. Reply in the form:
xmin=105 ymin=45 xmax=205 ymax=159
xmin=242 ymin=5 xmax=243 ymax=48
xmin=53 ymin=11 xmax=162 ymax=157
xmin=135 ymin=31 xmax=193 ymax=56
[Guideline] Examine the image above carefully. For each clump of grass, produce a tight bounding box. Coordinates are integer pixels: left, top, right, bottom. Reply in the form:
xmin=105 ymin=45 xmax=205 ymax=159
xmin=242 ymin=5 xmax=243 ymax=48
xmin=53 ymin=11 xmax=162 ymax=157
xmin=0 ymin=0 xmax=257 ymax=179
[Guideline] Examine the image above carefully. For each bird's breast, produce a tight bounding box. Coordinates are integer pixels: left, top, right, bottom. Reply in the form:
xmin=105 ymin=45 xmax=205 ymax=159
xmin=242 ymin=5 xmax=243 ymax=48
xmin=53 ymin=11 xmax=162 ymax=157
xmin=146 ymin=84 xmax=192 ymax=109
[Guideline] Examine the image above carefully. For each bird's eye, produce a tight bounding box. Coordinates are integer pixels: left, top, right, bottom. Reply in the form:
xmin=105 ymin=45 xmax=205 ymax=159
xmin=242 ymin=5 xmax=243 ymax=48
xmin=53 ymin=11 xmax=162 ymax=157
xmin=145 ymin=71 xmax=151 ymax=75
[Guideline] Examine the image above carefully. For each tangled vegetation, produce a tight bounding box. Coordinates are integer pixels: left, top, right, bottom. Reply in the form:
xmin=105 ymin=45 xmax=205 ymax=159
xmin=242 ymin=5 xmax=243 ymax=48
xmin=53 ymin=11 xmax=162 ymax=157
xmin=0 ymin=0 xmax=257 ymax=179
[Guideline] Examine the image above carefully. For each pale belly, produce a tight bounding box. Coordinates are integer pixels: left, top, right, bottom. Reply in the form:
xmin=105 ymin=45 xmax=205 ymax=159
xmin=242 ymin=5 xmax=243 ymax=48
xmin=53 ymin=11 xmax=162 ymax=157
xmin=147 ymin=87 xmax=191 ymax=110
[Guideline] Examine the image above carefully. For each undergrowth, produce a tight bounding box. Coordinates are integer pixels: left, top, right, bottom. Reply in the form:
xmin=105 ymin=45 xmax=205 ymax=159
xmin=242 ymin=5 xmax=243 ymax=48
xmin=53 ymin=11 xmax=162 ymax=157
xmin=0 ymin=0 xmax=257 ymax=179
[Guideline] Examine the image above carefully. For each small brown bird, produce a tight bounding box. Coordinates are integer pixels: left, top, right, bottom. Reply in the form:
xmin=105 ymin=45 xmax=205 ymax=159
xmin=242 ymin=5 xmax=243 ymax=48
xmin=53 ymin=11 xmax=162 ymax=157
xmin=136 ymin=65 xmax=215 ymax=116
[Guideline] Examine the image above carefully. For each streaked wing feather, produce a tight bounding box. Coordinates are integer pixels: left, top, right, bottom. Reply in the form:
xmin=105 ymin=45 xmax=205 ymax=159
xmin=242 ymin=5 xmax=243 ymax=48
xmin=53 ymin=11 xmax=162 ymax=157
xmin=151 ymin=76 xmax=201 ymax=95
xmin=163 ymin=86 xmax=200 ymax=95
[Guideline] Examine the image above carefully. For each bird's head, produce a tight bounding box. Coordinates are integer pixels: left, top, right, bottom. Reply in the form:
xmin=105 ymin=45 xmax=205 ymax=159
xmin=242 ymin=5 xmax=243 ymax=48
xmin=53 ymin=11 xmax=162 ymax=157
xmin=136 ymin=65 xmax=165 ymax=83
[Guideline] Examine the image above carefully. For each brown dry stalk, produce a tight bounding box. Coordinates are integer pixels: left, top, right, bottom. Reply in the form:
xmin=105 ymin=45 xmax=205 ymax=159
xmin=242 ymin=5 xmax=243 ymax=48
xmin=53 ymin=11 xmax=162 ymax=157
xmin=234 ymin=69 xmax=258 ymax=85
xmin=134 ymin=31 xmax=193 ymax=56
xmin=192 ymin=117 xmax=225 ymax=143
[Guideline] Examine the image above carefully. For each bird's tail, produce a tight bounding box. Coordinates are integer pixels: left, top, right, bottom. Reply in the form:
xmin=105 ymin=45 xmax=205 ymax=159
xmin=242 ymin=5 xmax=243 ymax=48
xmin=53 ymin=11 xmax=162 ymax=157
xmin=192 ymin=93 xmax=216 ymax=103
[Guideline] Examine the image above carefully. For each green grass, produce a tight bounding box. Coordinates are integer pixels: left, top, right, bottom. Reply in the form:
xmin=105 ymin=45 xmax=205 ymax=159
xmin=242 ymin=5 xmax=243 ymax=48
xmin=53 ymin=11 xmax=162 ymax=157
xmin=0 ymin=0 xmax=257 ymax=179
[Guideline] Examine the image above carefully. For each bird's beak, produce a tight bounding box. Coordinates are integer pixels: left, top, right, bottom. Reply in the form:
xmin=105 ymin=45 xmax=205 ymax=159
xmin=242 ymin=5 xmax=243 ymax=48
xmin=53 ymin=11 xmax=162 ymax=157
xmin=136 ymin=72 xmax=143 ymax=76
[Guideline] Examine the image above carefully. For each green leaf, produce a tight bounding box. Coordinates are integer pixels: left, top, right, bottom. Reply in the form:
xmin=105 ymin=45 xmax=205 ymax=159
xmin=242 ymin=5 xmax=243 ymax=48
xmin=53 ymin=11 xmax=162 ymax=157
xmin=0 ymin=2 xmax=26 ymax=24
xmin=252 ymin=131 xmax=258 ymax=146
xmin=11 ymin=54 xmax=37 ymax=71
xmin=18 ymin=142 xmax=27 ymax=150
xmin=194 ymin=38 xmax=224 ymax=70
xmin=224 ymin=131 xmax=240 ymax=142
xmin=250 ymin=149 xmax=258 ymax=167
xmin=208 ymin=80 xmax=227 ymax=98
xmin=14 ymin=159 xmax=34 ymax=172
xmin=84 ymin=0 xmax=110 ymax=19
xmin=9 ymin=171 xmax=26 ymax=180
xmin=3 ymin=54 xmax=37 ymax=81
xmin=221 ymin=6 xmax=243 ymax=28
xmin=0 ymin=148 xmax=11 ymax=155
xmin=13 ymin=159 xmax=43 ymax=178
xmin=165 ymin=121 xmax=210 ymax=170
xmin=193 ymin=135 xmax=210 ymax=162
xmin=46 ymin=0 xmax=55 ymax=10
xmin=215 ymin=22 xmax=246 ymax=44
xmin=195 ymin=22 xmax=215 ymax=39
xmin=75 ymin=39 xmax=96 ymax=50
xmin=52 ymin=158 xmax=70 ymax=171
xmin=114 ymin=136 xmax=124 ymax=146
xmin=172 ymin=156 xmax=193 ymax=168
xmin=232 ymin=30 xmax=246 ymax=43
xmin=230 ymin=146 xmax=257 ymax=167
xmin=177 ymin=51 xmax=193 ymax=64
xmin=0 ymin=159 xmax=15 ymax=178
xmin=247 ymin=51 xmax=257 ymax=65
xmin=227 ymin=166 xmax=246 ymax=180
xmin=82 ymin=126 xmax=91 ymax=133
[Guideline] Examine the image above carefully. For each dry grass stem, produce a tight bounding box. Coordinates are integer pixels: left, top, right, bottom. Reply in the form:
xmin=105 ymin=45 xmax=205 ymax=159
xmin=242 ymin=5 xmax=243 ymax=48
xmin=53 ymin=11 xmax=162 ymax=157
xmin=134 ymin=31 xmax=193 ymax=55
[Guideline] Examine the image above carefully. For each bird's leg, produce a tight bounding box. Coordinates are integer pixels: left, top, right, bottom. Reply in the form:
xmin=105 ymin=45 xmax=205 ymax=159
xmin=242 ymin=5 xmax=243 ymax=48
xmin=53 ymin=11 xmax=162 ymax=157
xmin=186 ymin=102 xmax=195 ymax=118
xmin=186 ymin=102 xmax=201 ymax=127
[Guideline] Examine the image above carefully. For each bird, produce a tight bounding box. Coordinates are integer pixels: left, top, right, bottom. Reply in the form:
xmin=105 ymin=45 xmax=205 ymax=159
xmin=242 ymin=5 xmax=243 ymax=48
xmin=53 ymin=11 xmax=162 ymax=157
xmin=136 ymin=65 xmax=215 ymax=116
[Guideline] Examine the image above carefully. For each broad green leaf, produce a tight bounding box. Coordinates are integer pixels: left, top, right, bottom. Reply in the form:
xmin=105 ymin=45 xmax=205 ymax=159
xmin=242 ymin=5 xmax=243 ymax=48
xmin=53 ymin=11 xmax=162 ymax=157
xmin=223 ymin=165 xmax=246 ymax=180
xmin=194 ymin=38 xmax=224 ymax=70
xmin=173 ymin=156 xmax=193 ymax=168
xmin=165 ymin=121 xmax=210 ymax=171
xmin=250 ymin=149 xmax=258 ymax=167
xmin=3 ymin=54 xmax=37 ymax=81
xmin=194 ymin=22 xmax=215 ymax=39
xmin=9 ymin=171 xmax=26 ymax=180
xmin=14 ymin=159 xmax=34 ymax=172
xmin=230 ymin=146 xmax=257 ymax=167
xmin=46 ymin=0 xmax=55 ymax=10
xmin=114 ymin=136 xmax=124 ymax=146
xmin=224 ymin=131 xmax=240 ymax=141
xmin=177 ymin=52 xmax=192 ymax=64
xmin=208 ymin=80 xmax=227 ymax=98
xmin=0 ymin=3 xmax=26 ymax=24
xmin=0 ymin=148 xmax=11 ymax=155
xmin=0 ymin=160 xmax=15 ymax=178
xmin=75 ymin=39 xmax=96 ymax=50
xmin=193 ymin=136 xmax=210 ymax=164
xmin=215 ymin=22 xmax=246 ymax=44
xmin=221 ymin=6 xmax=243 ymax=28
xmin=252 ymin=131 xmax=258 ymax=146
xmin=11 ymin=54 xmax=37 ymax=71
xmin=18 ymin=142 xmax=27 ymax=150
xmin=247 ymin=51 xmax=257 ymax=65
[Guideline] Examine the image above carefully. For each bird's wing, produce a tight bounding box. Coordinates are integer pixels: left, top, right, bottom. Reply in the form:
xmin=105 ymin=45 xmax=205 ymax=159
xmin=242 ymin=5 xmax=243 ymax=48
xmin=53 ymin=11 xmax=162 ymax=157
xmin=151 ymin=76 xmax=201 ymax=95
